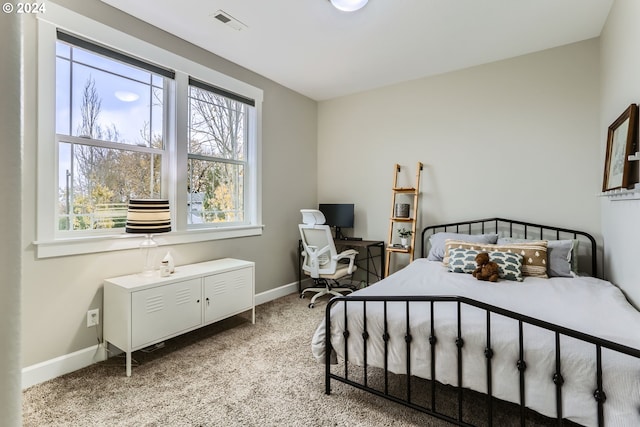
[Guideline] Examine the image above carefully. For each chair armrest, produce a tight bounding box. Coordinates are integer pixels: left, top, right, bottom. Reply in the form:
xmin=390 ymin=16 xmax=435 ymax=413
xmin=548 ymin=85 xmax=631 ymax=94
xmin=334 ymin=248 xmax=357 ymax=260
xmin=334 ymin=249 xmax=358 ymax=274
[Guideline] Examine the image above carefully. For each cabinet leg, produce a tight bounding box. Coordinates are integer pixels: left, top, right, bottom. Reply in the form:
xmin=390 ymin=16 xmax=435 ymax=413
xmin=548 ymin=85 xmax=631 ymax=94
xmin=251 ymin=307 xmax=255 ymax=324
xmin=126 ymin=351 xmax=132 ymax=377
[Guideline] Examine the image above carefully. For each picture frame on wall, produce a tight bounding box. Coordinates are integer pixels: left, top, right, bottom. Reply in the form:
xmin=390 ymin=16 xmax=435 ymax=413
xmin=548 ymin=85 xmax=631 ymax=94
xmin=602 ymin=103 xmax=638 ymax=191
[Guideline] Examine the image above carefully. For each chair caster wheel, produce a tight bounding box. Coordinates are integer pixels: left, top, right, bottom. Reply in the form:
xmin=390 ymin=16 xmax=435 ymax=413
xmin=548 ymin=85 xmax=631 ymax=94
xmin=308 ymin=303 xmax=314 ymax=309
xmin=299 ymin=294 xmax=305 ymax=299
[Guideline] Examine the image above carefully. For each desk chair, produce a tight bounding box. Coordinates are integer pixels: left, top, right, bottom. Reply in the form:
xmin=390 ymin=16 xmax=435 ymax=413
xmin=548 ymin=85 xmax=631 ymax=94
xmin=299 ymin=209 xmax=357 ymax=308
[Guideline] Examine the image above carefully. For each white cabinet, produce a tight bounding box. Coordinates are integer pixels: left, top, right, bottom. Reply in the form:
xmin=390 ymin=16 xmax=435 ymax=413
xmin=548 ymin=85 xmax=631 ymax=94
xmin=104 ymin=258 xmax=254 ymax=376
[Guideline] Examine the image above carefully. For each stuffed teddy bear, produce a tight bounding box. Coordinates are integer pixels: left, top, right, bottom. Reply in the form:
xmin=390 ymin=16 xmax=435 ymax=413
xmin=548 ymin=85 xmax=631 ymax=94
xmin=472 ymin=252 xmax=500 ymax=282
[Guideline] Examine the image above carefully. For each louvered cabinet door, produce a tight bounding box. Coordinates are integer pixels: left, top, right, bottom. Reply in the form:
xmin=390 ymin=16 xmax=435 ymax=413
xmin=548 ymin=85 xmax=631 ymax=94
xmin=203 ymin=267 xmax=253 ymax=324
xmin=131 ymin=278 xmax=202 ymax=348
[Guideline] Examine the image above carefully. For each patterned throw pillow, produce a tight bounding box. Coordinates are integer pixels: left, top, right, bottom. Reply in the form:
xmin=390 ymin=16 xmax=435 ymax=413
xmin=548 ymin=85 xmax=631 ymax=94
xmin=447 ymin=248 xmax=524 ymax=281
xmin=489 ymin=251 xmax=524 ymax=282
xmin=443 ymin=239 xmax=548 ymax=278
xmin=498 ymin=237 xmax=579 ymax=277
xmin=447 ymin=248 xmax=480 ymax=273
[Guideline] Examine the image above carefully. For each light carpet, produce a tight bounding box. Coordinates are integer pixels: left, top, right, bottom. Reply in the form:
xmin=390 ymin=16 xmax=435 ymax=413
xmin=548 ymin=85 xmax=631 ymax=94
xmin=22 ymin=293 xmax=560 ymax=426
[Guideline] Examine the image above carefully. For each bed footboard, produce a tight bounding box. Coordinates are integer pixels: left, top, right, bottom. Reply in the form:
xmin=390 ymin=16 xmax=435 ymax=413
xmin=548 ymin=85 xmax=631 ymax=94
xmin=324 ymin=295 xmax=640 ymax=427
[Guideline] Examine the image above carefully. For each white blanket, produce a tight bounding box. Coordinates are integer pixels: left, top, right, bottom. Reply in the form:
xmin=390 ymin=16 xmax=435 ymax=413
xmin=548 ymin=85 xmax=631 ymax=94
xmin=311 ymin=259 xmax=640 ymax=426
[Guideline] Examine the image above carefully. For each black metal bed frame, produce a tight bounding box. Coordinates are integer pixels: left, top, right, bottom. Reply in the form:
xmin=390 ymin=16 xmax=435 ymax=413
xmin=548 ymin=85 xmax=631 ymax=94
xmin=323 ymin=218 xmax=640 ymax=426
xmin=420 ymin=217 xmax=598 ymax=278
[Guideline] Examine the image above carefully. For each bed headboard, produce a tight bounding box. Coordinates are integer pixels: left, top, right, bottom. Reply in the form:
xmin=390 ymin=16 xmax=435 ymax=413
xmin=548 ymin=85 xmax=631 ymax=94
xmin=420 ymin=217 xmax=598 ymax=278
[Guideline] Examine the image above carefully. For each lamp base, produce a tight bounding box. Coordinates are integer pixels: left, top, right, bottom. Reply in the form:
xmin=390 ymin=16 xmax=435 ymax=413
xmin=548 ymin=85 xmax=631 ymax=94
xmin=139 ymin=234 xmax=158 ymax=276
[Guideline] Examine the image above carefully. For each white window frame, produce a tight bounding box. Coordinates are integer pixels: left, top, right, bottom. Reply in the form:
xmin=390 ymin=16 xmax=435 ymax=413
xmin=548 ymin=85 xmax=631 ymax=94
xmin=35 ymin=4 xmax=263 ymax=258
xmin=186 ymin=78 xmax=254 ymax=228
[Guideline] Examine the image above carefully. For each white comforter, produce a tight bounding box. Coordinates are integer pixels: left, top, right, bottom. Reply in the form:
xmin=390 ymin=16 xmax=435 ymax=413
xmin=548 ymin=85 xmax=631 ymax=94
xmin=311 ymin=259 xmax=640 ymax=426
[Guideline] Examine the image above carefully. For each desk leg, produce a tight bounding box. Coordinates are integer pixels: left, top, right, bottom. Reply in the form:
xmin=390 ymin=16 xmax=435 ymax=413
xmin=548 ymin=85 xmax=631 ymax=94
xmin=364 ymin=242 xmax=385 ymax=286
xmin=366 ymin=249 xmax=370 ymax=286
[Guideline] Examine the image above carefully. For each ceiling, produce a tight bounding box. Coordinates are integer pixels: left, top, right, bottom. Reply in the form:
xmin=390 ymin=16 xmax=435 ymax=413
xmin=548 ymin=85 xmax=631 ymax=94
xmin=99 ymin=0 xmax=613 ymax=101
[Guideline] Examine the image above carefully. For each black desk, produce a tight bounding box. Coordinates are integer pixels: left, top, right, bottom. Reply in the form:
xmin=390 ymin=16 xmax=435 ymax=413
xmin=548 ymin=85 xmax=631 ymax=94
xmin=297 ymin=239 xmax=385 ymax=294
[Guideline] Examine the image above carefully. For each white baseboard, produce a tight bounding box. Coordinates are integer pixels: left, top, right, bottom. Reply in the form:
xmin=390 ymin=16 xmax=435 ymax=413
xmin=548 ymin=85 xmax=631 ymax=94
xmin=22 ymin=280 xmax=304 ymax=389
xmin=22 ymin=343 xmax=107 ymax=389
xmin=254 ymin=280 xmax=302 ymax=305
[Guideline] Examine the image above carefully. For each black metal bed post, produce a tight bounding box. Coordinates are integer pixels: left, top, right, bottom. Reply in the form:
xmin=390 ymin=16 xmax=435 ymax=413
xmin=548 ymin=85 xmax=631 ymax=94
xmin=325 ymin=299 xmax=333 ymax=395
xmin=429 ymin=300 xmax=437 ymax=412
xmin=594 ymin=345 xmax=606 ymax=427
xmin=456 ymin=301 xmax=464 ymax=422
xmin=362 ymin=301 xmax=369 ymax=388
xmin=485 ymin=310 xmax=493 ymax=426
xmin=405 ymin=301 xmax=412 ymax=403
xmin=343 ymin=301 xmax=349 ymax=380
xmin=553 ymin=332 xmax=564 ymax=425
xmin=517 ymin=320 xmax=527 ymax=427
xmin=383 ymin=301 xmax=390 ymax=395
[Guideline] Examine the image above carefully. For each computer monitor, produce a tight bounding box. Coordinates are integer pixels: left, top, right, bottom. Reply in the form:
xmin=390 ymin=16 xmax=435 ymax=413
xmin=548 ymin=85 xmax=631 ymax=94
xmin=318 ymin=203 xmax=354 ymax=239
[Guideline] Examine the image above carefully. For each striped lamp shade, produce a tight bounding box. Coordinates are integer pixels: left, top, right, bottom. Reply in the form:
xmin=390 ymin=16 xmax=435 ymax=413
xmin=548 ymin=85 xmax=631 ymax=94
xmin=125 ymin=199 xmax=171 ymax=234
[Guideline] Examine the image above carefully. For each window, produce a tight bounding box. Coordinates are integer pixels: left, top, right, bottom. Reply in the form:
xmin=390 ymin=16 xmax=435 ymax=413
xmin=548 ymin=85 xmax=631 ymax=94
xmin=55 ymin=32 xmax=171 ymax=233
xmin=187 ymin=78 xmax=253 ymax=226
xmin=36 ymin=4 xmax=263 ymax=258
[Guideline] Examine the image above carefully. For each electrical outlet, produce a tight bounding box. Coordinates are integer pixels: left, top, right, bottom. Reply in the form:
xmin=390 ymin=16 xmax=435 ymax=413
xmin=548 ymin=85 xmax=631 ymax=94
xmin=87 ymin=308 xmax=99 ymax=327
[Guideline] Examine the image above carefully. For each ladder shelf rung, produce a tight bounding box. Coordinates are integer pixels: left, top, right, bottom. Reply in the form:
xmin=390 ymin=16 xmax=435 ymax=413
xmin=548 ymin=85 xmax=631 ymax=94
xmin=392 ymin=187 xmax=416 ymax=193
xmin=386 ymin=246 xmax=411 ymax=253
xmin=391 ymin=217 xmax=414 ymax=222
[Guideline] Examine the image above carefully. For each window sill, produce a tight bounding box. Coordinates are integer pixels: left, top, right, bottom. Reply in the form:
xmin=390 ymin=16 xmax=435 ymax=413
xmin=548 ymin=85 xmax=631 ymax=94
xmin=34 ymin=225 xmax=264 ymax=259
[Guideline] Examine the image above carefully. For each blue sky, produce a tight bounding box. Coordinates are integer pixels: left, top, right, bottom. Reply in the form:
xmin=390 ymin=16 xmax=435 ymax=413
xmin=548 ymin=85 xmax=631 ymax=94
xmin=56 ymin=40 xmax=164 ymax=198
xmin=56 ymin=40 xmax=163 ymax=146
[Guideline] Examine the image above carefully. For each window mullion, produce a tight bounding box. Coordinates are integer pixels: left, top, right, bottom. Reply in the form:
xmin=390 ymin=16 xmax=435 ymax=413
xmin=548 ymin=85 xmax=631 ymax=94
xmin=173 ymin=71 xmax=189 ymax=232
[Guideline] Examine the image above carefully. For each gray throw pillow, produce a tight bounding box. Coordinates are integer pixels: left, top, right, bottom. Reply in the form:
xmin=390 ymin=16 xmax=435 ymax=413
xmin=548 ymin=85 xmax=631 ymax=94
xmin=427 ymin=232 xmax=499 ymax=261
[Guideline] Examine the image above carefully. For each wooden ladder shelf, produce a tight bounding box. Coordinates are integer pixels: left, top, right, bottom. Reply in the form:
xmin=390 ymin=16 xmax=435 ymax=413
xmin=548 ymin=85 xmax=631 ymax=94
xmin=385 ymin=162 xmax=423 ymax=277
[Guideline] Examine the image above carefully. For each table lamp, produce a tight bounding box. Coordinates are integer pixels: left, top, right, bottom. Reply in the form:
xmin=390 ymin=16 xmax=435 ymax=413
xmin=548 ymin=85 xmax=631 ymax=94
xmin=125 ymin=199 xmax=171 ymax=276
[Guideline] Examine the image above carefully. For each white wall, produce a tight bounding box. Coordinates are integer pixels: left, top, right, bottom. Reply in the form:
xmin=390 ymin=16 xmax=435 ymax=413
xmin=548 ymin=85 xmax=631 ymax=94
xmin=20 ymin=0 xmax=317 ymax=370
xmin=0 ymin=10 xmax=23 ymax=427
xmin=600 ymin=0 xmax=640 ymax=308
xmin=318 ymin=40 xmax=601 ymax=270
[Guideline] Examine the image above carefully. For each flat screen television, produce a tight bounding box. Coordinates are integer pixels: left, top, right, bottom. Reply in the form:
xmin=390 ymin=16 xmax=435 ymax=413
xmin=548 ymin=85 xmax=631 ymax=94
xmin=318 ymin=203 xmax=354 ymax=239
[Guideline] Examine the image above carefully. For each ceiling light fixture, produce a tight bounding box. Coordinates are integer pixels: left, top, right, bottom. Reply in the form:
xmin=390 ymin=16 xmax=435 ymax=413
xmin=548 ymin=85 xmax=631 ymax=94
xmin=329 ymin=0 xmax=368 ymax=12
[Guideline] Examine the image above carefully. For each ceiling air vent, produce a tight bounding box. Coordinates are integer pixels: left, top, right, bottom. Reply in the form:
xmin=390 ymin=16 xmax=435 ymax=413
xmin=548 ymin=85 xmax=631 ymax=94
xmin=212 ymin=10 xmax=248 ymax=31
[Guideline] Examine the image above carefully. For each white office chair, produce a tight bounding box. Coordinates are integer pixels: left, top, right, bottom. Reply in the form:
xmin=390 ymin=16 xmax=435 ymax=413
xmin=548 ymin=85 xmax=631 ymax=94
xmin=299 ymin=209 xmax=357 ymax=308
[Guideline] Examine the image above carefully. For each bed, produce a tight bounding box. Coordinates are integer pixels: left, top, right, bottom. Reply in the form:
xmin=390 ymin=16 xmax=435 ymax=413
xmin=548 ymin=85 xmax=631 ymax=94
xmin=311 ymin=218 xmax=640 ymax=426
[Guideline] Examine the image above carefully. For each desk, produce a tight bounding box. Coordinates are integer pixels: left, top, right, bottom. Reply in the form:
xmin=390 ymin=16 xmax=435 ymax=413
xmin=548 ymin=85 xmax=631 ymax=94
xmin=298 ymin=239 xmax=385 ymax=294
